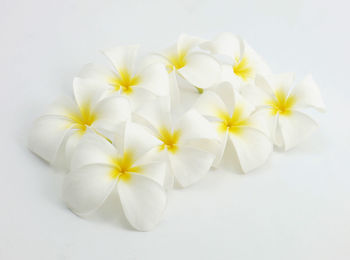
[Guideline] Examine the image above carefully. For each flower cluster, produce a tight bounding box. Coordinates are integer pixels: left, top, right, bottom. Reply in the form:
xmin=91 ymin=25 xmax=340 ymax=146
xmin=28 ymin=33 xmax=325 ymax=231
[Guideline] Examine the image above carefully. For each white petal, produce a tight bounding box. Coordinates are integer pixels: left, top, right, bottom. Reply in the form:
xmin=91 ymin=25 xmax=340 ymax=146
xmin=103 ymin=45 xmax=139 ymax=74
xmin=229 ymin=127 xmax=273 ymax=172
xmin=71 ymin=132 xmax=117 ymax=170
xmin=169 ymin=70 xmax=180 ymax=109
xmin=169 ymin=146 xmax=215 ymax=187
xmin=28 ymin=115 xmax=73 ymax=164
xmin=292 ymin=74 xmax=326 ymax=112
xmin=178 ymin=52 xmax=221 ymax=89
xmin=194 ymin=90 xmax=228 ymax=119
xmin=123 ymin=121 xmax=162 ymax=162
xmin=78 ymin=63 xmax=117 ymax=85
xmin=244 ymin=44 xmax=271 ymax=76
xmin=134 ymin=97 xmax=171 ymax=132
xmin=177 ymin=34 xmax=203 ymax=53
xmin=233 ymin=90 xmax=256 ymax=119
xmin=240 ymin=81 xmax=274 ymax=107
xmin=210 ymin=81 xmax=236 ymax=115
xmin=265 ymin=73 xmax=295 ymax=95
xmin=92 ymin=96 xmax=131 ymax=132
xmin=249 ymin=108 xmax=277 ymax=139
xmin=117 ymin=174 xmax=167 ymax=231
xmin=63 ymin=164 xmax=116 ymax=215
xmin=46 ymin=96 xmax=81 ymax=118
xmin=254 ymin=74 xmax=276 ymax=97
xmin=137 ymin=162 xmax=166 ymax=186
xmin=176 ymin=109 xmax=218 ymax=143
xmin=220 ymin=64 xmax=241 ymax=89
xmin=137 ymin=63 xmax=169 ymax=96
xmin=64 ymin=130 xmax=83 ymax=167
xmin=73 ymin=77 xmax=104 ymax=109
xmin=212 ymin=129 xmax=229 ymax=168
xmin=139 ymin=53 xmax=171 ymax=69
xmin=124 ymin=86 xmax=157 ymax=111
xmin=200 ymin=32 xmax=242 ymax=61
xmin=278 ymin=111 xmax=318 ymax=150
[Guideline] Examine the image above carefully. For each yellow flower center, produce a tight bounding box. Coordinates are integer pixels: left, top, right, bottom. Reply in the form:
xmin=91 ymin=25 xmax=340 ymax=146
xmin=267 ymin=89 xmax=296 ymax=116
xmin=233 ymin=56 xmax=253 ymax=81
xmin=217 ymin=106 xmax=250 ymax=135
xmin=68 ymin=103 xmax=96 ymax=134
xmin=168 ymin=51 xmax=187 ymax=71
xmin=158 ymin=127 xmax=181 ymax=154
xmin=109 ymin=68 xmax=140 ymax=95
xmin=109 ymin=150 xmax=142 ymax=182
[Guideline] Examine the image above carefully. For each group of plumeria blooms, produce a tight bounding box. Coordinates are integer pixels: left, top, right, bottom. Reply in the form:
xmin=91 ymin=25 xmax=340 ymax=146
xmin=28 ymin=33 xmax=325 ymax=231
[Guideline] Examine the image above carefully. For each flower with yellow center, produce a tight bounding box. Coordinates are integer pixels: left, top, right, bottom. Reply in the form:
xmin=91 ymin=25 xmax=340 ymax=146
xmin=64 ymin=122 xmax=167 ymax=231
xmin=28 ymin=78 xmax=131 ymax=167
xmin=142 ymin=34 xmax=221 ymax=98
xmin=241 ymin=73 xmax=326 ymax=150
xmin=217 ymin=106 xmax=250 ymax=135
xmin=108 ymin=68 xmax=140 ymax=95
xmin=78 ymin=45 xmax=169 ymax=109
xmin=158 ymin=127 xmax=181 ymax=154
xmin=195 ymin=82 xmax=273 ymax=172
xmin=109 ymin=150 xmax=142 ymax=182
xmin=233 ymin=56 xmax=253 ymax=82
xmin=135 ymin=98 xmax=218 ymax=188
xmin=200 ymin=32 xmax=270 ymax=88
xmin=267 ymin=89 xmax=296 ymax=116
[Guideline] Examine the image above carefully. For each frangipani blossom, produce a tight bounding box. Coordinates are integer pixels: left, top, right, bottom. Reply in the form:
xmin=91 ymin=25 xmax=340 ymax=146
xmin=64 ymin=122 xmax=167 ymax=231
xmin=241 ymin=73 xmax=325 ymax=150
xmin=200 ymin=32 xmax=270 ymax=88
xmin=144 ymin=34 xmax=221 ymax=94
xmin=135 ymin=99 xmax=218 ymax=187
xmin=79 ymin=45 xmax=169 ymax=109
xmin=28 ymin=78 xmax=131 ymax=166
xmin=194 ymin=82 xmax=273 ymax=172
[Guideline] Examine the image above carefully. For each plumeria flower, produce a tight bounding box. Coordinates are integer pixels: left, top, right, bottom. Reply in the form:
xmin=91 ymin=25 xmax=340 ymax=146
xmin=79 ymin=45 xmax=169 ymax=109
xmin=64 ymin=121 xmax=167 ymax=231
xmin=144 ymin=34 xmax=221 ymax=97
xmin=28 ymin=78 xmax=131 ymax=167
xmin=241 ymin=73 xmax=326 ymax=150
xmin=200 ymin=32 xmax=270 ymax=88
xmin=135 ymin=98 xmax=218 ymax=188
xmin=194 ymin=82 xmax=273 ymax=172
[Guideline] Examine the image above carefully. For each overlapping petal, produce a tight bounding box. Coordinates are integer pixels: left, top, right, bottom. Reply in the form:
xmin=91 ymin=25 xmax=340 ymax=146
xmin=63 ymin=164 xmax=117 ymax=215
xmin=118 ymin=173 xmax=167 ymax=231
xmin=244 ymin=73 xmax=325 ymax=150
xmin=28 ymin=115 xmax=74 ymax=164
xmin=28 ymin=33 xmax=326 ymax=232
xmin=177 ymin=52 xmax=221 ymax=89
xmin=168 ymin=145 xmax=215 ymax=187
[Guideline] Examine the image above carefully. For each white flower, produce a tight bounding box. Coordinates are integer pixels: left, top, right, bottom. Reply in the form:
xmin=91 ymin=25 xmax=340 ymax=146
xmin=241 ymin=73 xmax=326 ymax=150
xmin=200 ymin=32 xmax=270 ymax=88
xmin=64 ymin=122 xmax=167 ymax=231
xmin=28 ymin=78 xmax=131 ymax=167
xmin=79 ymin=45 xmax=169 ymax=109
xmin=144 ymin=34 xmax=221 ymax=98
xmin=135 ymin=98 xmax=218 ymax=188
xmin=194 ymin=82 xmax=273 ymax=172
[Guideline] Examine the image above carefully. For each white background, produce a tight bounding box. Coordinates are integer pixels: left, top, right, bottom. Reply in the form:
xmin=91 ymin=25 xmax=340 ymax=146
xmin=1 ymin=0 xmax=350 ymax=259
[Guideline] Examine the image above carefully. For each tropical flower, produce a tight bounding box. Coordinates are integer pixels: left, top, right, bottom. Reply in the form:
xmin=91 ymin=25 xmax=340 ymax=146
xmin=241 ymin=73 xmax=326 ymax=150
xmin=144 ymin=34 xmax=221 ymax=96
xmin=28 ymin=78 xmax=131 ymax=167
xmin=79 ymin=45 xmax=169 ymax=109
xmin=135 ymin=98 xmax=218 ymax=187
xmin=194 ymin=82 xmax=273 ymax=172
xmin=64 ymin=122 xmax=167 ymax=231
xmin=200 ymin=32 xmax=270 ymax=88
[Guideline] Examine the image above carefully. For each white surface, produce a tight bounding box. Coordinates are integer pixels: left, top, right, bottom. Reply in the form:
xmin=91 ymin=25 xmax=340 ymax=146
xmin=1 ymin=0 xmax=350 ymax=259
